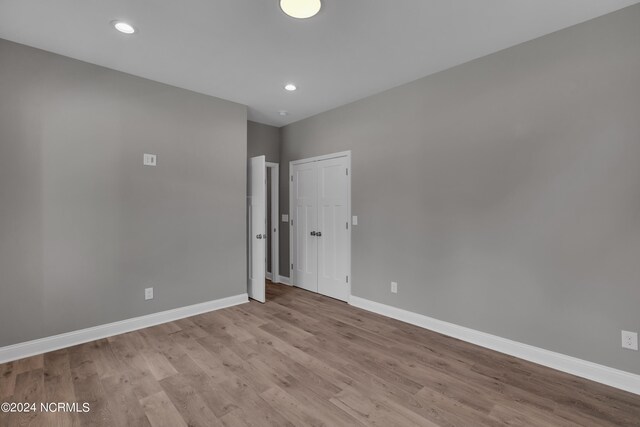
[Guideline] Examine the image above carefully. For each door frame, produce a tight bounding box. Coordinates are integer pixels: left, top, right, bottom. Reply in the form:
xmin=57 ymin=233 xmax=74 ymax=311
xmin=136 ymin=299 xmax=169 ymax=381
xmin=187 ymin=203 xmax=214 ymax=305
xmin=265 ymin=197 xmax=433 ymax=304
xmin=265 ymin=162 xmax=279 ymax=283
xmin=289 ymin=150 xmax=352 ymax=299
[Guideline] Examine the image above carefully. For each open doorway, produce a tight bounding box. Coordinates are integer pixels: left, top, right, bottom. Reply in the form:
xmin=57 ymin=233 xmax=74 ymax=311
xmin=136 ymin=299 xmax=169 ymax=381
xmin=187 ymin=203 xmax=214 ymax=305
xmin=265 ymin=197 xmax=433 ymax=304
xmin=248 ymin=156 xmax=279 ymax=303
xmin=265 ymin=162 xmax=279 ymax=285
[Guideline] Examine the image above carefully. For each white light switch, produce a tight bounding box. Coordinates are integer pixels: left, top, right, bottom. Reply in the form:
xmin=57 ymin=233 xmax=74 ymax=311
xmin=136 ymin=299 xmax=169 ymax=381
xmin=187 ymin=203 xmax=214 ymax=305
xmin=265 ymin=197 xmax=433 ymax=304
xmin=391 ymin=282 xmax=398 ymax=294
xmin=145 ymin=287 xmax=154 ymax=300
xmin=352 ymin=216 xmax=358 ymax=226
xmin=282 ymin=214 xmax=289 ymax=223
xmin=143 ymin=153 xmax=157 ymax=166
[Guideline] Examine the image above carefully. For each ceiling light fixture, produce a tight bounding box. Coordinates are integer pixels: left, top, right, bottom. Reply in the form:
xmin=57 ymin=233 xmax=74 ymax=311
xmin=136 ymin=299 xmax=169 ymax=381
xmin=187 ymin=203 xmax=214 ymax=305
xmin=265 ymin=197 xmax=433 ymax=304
xmin=284 ymin=83 xmax=297 ymax=91
xmin=112 ymin=21 xmax=136 ymax=34
xmin=280 ymin=0 xmax=321 ymax=19
xmin=279 ymin=111 xmax=289 ymax=116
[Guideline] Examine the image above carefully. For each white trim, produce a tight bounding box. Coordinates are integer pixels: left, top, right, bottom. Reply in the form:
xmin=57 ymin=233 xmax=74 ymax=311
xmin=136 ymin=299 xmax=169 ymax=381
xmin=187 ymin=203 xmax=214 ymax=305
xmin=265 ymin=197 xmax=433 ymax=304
xmin=266 ymin=272 xmax=273 ymax=280
xmin=346 ymin=155 xmax=352 ymax=298
xmin=277 ymin=275 xmax=292 ymax=286
xmin=0 ymin=293 xmax=248 ymax=364
xmin=349 ymin=295 xmax=640 ymax=396
xmin=290 ymin=150 xmax=352 ymax=166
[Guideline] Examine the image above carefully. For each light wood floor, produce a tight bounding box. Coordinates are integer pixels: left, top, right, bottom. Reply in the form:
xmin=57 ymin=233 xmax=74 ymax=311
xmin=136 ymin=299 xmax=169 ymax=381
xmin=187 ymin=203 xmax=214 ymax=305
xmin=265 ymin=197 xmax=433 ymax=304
xmin=1 ymin=282 xmax=639 ymax=426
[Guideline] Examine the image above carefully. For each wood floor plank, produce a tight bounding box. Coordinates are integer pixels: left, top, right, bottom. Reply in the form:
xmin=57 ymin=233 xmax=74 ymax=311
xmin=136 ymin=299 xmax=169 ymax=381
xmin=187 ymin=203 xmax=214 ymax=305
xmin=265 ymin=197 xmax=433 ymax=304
xmin=158 ymin=340 xmax=239 ymax=418
xmin=0 ymin=361 xmax=16 ymax=398
xmin=140 ymin=391 xmax=188 ymax=427
xmin=244 ymin=340 xmax=344 ymax=401
xmin=84 ymin=339 xmax=121 ymax=380
xmin=106 ymin=333 xmax=163 ymax=400
xmin=13 ymin=355 xmax=44 ymax=376
xmin=259 ymin=386 xmax=327 ymax=427
xmin=0 ymin=281 xmax=637 ymax=427
xmin=69 ymin=344 xmax=114 ymax=426
xmin=9 ymin=369 xmax=45 ymax=427
xmin=169 ymin=333 xmax=230 ymax=382
xmin=101 ymin=373 xmax=152 ymax=427
xmin=159 ymin=374 xmax=224 ymax=427
xmin=215 ymin=377 xmax=295 ymax=427
xmin=42 ymin=350 xmax=80 ymax=427
xmin=197 ymin=336 xmax=275 ymax=394
xmin=330 ymin=387 xmax=437 ymax=427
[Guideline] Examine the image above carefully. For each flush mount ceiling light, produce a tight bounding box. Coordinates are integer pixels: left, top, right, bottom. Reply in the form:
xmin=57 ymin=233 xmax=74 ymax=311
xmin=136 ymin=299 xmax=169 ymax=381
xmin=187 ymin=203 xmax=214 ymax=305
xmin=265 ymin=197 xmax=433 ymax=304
xmin=112 ymin=21 xmax=136 ymax=34
xmin=284 ymin=83 xmax=297 ymax=91
xmin=280 ymin=0 xmax=321 ymax=19
xmin=279 ymin=111 xmax=289 ymax=116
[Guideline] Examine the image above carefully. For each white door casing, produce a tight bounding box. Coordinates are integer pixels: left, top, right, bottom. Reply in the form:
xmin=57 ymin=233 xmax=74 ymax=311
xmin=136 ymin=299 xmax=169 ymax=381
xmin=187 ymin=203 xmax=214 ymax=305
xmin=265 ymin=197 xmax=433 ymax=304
xmin=248 ymin=155 xmax=266 ymax=303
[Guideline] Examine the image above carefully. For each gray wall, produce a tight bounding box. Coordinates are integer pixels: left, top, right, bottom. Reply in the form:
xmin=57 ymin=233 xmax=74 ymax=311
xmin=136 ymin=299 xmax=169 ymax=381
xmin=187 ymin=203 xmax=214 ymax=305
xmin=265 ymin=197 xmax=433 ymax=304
xmin=0 ymin=39 xmax=247 ymax=347
xmin=247 ymin=121 xmax=280 ymax=163
xmin=280 ymin=5 xmax=640 ymax=374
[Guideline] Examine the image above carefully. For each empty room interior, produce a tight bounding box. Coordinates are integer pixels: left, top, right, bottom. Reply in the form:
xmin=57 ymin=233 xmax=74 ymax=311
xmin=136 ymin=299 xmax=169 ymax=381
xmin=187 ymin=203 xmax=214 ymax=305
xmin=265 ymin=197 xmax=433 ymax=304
xmin=1 ymin=1 xmax=640 ymax=425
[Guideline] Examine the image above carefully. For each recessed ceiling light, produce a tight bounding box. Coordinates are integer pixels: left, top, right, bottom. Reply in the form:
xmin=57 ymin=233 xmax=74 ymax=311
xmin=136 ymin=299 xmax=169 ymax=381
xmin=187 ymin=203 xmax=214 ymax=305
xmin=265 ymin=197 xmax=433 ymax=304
xmin=284 ymin=83 xmax=297 ymax=91
xmin=112 ymin=21 xmax=136 ymax=34
xmin=279 ymin=111 xmax=289 ymax=116
xmin=280 ymin=0 xmax=321 ymax=19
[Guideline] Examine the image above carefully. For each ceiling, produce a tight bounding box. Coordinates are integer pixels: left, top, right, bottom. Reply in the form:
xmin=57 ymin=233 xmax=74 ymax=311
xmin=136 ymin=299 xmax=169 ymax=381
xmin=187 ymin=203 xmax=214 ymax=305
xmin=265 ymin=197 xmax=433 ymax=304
xmin=1 ymin=0 xmax=638 ymax=127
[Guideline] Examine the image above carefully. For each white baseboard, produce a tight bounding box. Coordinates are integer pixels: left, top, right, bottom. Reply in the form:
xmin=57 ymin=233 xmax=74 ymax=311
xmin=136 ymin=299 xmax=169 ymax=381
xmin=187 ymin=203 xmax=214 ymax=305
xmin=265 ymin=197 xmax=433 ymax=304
xmin=277 ymin=275 xmax=292 ymax=286
xmin=0 ymin=293 xmax=248 ymax=364
xmin=349 ymin=295 xmax=640 ymax=395
xmin=266 ymin=272 xmax=273 ymax=280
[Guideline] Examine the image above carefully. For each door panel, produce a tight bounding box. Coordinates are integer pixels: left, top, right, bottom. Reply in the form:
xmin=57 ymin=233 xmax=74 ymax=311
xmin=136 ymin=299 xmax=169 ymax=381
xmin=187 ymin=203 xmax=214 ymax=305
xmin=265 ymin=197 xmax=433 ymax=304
xmin=317 ymin=157 xmax=350 ymax=301
xmin=292 ymin=162 xmax=318 ymax=292
xmin=248 ymin=156 xmax=266 ymax=303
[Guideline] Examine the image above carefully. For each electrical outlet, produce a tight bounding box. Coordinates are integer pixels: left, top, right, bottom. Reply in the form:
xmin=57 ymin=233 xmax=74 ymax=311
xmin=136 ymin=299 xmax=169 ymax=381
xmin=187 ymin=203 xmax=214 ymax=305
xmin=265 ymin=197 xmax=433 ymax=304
xmin=622 ymin=331 xmax=638 ymax=350
xmin=145 ymin=287 xmax=154 ymax=301
xmin=391 ymin=282 xmax=398 ymax=294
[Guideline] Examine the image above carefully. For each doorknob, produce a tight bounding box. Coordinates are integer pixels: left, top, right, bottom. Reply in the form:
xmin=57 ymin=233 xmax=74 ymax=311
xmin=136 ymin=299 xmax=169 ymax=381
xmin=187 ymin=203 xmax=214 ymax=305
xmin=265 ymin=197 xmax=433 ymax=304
xmin=256 ymin=234 xmax=262 ymax=239
xmin=310 ymin=231 xmax=317 ymax=236
xmin=316 ymin=231 xmax=322 ymax=237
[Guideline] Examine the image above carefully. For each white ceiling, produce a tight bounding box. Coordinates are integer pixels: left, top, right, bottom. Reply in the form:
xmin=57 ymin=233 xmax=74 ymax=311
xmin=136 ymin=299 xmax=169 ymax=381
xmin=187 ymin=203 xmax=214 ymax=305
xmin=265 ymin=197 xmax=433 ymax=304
xmin=1 ymin=0 xmax=638 ymax=126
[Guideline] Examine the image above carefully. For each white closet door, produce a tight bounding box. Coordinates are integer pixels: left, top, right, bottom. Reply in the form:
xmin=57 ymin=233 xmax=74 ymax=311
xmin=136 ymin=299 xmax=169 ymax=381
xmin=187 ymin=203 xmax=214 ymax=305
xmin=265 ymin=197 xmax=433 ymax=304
xmin=317 ymin=157 xmax=350 ymax=302
xmin=248 ymin=155 xmax=266 ymax=303
xmin=292 ymin=162 xmax=318 ymax=292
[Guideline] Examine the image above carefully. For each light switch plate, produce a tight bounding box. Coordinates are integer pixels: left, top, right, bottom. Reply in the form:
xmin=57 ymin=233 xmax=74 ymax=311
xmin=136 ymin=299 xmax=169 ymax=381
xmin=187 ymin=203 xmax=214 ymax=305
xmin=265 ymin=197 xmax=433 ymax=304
xmin=352 ymin=216 xmax=358 ymax=226
xmin=391 ymin=282 xmax=398 ymax=294
xmin=282 ymin=214 xmax=289 ymax=222
xmin=145 ymin=287 xmax=154 ymax=301
xmin=143 ymin=153 xmax=157 ymax=166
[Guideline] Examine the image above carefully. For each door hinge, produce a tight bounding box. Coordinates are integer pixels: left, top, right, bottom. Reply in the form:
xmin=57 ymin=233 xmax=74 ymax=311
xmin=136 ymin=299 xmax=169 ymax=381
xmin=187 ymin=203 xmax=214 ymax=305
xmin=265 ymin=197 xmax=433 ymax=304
xmin=346 ymin=221 xmax=349 ymax=229
xmin=346 ymin=276 xmax=349 ymax=283
xmin=291 ymin=263 xmax=293 ymax=269
xmin=290 ymin=219 xmax=293 ymax=226
xmin=291 ymin=176 xmax=293 ymax=182
xmin=346 ymin=168 xmax=349 ymax=176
